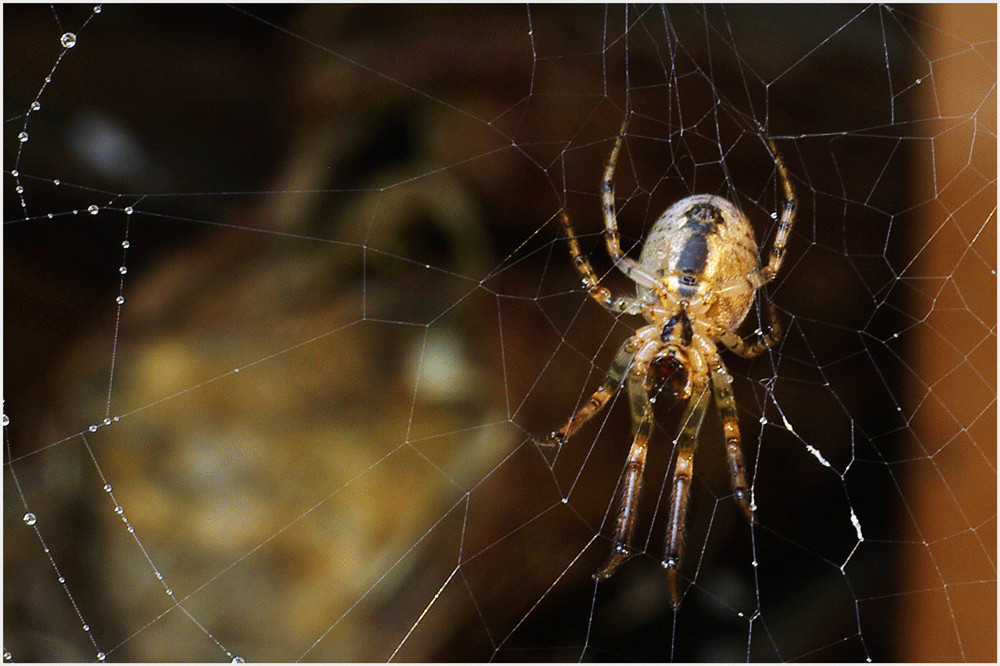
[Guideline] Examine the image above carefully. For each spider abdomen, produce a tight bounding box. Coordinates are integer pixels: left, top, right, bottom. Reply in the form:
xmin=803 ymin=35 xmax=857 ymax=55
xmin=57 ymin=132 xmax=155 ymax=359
xmin=637 ymin=194 xmax=760 ymax=332
xmin=547 ymin=114 xmax=795 ymax=607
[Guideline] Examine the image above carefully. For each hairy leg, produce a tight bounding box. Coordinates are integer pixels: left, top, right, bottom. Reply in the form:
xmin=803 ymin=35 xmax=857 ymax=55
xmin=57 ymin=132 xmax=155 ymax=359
xmin=596 ymin=369 xmax=654 ymax=578
xmin=662 ymin=379 xmax=710 ymax=609
xmin=719 ymin=300 xmax=782 ymax=359
xmin=709 ymin=355 xmax=753 ymax=522
xmin=538 ymin=338 xmax=633 ymax=447
xmin=558 ymin=210 xmax=646 ymax=316
xmin=760 ymin=135 xmax=797 ymax=283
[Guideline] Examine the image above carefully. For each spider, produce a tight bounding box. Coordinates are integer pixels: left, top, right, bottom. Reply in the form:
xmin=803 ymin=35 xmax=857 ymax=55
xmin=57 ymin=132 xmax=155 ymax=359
xmin=540 ymin=113 xmax=795 ymax=609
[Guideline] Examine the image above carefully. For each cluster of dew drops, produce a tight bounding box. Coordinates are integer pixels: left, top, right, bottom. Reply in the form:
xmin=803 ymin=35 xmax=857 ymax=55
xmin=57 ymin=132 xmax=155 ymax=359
xmin=13 ymin=2 xmax=97 ymax=144
xmin=10 ymin=10 xmax=249 ymax=665
xmin=12 ymin=5 xmax=131 ymax=559
xmin=15 ymin=34 xmax=74 ymax=147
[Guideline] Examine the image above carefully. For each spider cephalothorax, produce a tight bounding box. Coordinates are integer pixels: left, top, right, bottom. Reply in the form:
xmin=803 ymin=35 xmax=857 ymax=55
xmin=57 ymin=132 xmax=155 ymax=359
xmin=539 ymin=113 xmax=796 ymax=609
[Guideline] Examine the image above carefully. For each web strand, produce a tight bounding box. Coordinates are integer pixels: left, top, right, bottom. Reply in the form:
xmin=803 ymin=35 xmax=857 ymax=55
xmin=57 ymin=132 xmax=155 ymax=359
xmin=4 ymin=5 xmax=994 ymax=662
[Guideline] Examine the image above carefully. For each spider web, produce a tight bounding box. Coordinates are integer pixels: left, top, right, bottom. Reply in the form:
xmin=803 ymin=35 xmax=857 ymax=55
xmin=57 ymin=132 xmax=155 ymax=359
xmin=4 ymin=4 xmax=995 ymax=662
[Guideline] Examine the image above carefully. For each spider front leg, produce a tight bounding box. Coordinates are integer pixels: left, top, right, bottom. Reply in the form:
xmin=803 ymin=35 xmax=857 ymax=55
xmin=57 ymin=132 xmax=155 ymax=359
xmin=715 ymin=300 xmax=780 ymax=518
xmin=662 ymin=377 xmax=711 ymax=610
xmin=537 ymin=338 xmax=633 ymax=448
xmin=709 ymin=355 xmax=753 ymax=523
xmin=595 ymin=368 xmax=654 ymax=579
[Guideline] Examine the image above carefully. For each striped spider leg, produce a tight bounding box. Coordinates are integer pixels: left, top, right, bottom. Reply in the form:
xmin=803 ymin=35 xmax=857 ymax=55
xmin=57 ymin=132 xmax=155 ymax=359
xmin=539 ymin=113 xmax=796 ymax=609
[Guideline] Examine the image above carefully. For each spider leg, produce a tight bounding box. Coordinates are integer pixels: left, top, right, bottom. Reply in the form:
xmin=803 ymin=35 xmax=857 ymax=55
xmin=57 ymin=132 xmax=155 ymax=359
xmin=708 ymin=354 xmax=754 ymax=523
xmin=558 ymin=210 xmax=646 ymax=316
xmin=595 ymin=368 xmax=654 ymax=579
xmin=600 ymin=115 xmax=672 ymax=295
xmin=662 ymin=378 xmax=711 ymax=610
xmin=760 ymin=136 xmax=796 ymax=282
xmin=538 ymin=337 xmax=633 ymax=447
xmin=719 ymin=300 xmax=783 ymax=359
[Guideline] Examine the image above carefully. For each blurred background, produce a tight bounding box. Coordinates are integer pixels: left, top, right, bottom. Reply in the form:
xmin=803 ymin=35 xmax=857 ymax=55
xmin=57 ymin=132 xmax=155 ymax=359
xmin=5 ymin=4 xmax=994 ymax=662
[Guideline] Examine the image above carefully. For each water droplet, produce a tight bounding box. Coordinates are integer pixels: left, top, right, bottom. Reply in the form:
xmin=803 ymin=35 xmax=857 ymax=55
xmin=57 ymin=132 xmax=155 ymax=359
xmin=233 ymin=367 xmax=240 ymax=373
xmin=61 ymin=33 xmax=77 ymax=48
xmin=88 ymin=205 xmax=99 ymax=215
xmin=30 ymin=101 xmax=41 ymax=111
xmin=116 ymin=295 xmax=125 ymax=305
xmin=103 ymin=417 xmax=112 ymax=425
xmin=112 ymin=416 xmax=120 ymax=422
xmin=58 ymin=576 xmax=66 ymax=583
xmin=114 ymin=505 xmax=123 ymax=515
xmin=15 ymin=186 xmax=24 ymax=194
xmin=93 ymin=5 xmax=102 ymax=13
xmin=127 ymin=525 xmax=134 ymax=533
xmin=1 ymin=414 xmax=8 ymax=426
xmin=103 ymin=484 xmax=112 ymax=492
xmin=17 ymin=132 xmax=28 ymax=143
xmin=165 ymin=588 xmax=173 ymax=596
xmin=47 ymin=213 xmax=54 ymax=219
xmin=121 ymin=240 xmax=130 ymax=248
xmin=5 ymin=650 xmax=13 ymax=661
xmin=53 ymin=179 xmax=61 ymax=185
xmin=915 ymin=77 xmax=922 ymax=85
xmin=89 ymin=424 xmax=98 ymax=432
xmin=231 ymin=657 xmax=244 ymax=663
xmin=11 ymin=170 xmax=18 ymax=177
xmin=82 ymin=624 xmax=89 ymax=632
xmin=119 ymin=266 xmax=127 ymax=274
xmin=97 ymin=652 xmax=106 ymax=662
xmin=124 ymin=206 xmax=133 ymax=215
xmin=155 ymin=571 xmax=163 ymax=580
xmin=23 ymin=513 xmax=37 ymax=526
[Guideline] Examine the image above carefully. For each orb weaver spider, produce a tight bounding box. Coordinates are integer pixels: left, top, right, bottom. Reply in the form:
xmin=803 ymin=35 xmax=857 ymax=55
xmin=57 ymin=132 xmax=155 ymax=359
xmin=540 ymin=113 xmax=796 ymax=609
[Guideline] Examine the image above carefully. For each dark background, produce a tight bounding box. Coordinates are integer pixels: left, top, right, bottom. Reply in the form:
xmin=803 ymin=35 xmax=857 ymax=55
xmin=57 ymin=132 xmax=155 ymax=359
xmin=5 ymin=4 xmax=994 ymax=662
